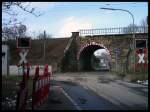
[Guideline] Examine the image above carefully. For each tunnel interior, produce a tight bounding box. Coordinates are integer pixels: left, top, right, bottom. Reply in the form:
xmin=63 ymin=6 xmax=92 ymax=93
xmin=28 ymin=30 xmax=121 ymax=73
xmin=79 ymin=45 xmax=109 ymax=71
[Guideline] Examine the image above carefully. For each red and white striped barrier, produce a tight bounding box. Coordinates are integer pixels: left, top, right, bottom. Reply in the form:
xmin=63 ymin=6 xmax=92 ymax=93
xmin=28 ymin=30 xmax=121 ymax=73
xmin=32 ymin=64 xmax=51 ymax=109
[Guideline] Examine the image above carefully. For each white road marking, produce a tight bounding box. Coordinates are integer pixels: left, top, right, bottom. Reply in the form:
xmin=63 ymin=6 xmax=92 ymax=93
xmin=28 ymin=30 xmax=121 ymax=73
xmin=53 ymin=86 xmax=82 ymax=110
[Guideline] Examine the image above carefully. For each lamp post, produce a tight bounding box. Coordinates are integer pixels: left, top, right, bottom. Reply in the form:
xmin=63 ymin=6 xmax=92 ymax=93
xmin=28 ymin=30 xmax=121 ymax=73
xmin=100 ymin=7 xmax=135 ymax=72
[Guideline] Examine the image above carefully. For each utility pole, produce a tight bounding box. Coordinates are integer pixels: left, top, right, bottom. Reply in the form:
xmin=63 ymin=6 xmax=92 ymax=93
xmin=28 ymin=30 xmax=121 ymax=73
xmin=43 ymin=30 xmax=46 ymax=64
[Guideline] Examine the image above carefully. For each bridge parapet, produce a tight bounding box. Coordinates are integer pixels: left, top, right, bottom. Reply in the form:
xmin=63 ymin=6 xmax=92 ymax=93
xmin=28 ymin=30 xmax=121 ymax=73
xmin=79 ymin=26 xmax=148 ymax=36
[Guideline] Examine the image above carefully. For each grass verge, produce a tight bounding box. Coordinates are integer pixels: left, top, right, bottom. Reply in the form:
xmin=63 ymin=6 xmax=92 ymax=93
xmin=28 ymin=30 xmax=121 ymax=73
xmin=2 ymin=75 xmax=34 ymax=110
xmin=110 ymin=71 xmax=148 ymax=82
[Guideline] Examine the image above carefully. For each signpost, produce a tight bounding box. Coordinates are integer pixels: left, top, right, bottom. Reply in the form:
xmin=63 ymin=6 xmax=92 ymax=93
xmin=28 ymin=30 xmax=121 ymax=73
xmin=135 ymin=48 xmax=148 ymax=72
xmin=16 ymin=37 xmax=31 ymax=110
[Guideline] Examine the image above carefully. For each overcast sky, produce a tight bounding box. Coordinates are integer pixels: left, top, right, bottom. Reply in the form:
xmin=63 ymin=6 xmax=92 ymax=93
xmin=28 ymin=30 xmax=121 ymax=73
xmin=2 ymin=2 xmax=148 ymax=38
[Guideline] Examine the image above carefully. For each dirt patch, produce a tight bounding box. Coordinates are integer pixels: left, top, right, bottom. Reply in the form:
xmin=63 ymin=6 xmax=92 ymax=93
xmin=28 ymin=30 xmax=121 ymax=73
xmin=74 ymin=77 xmax=87 ymax=82
xmin=2 ymin=76 xmax=34 ymax=110
xmin=97 ymin=77 xmax=114 ymax=83
xmin=78 ymin=97 xmax=87 ymax=104
xmin=98 ymin=79 xmax=111 ymax=83
xmin=124 ymin=74 xmax=148 ymax=82
xmin=50 ymin=98 xmax=63 ymax=104
xmin=59 ymin=81 xmax=78 ymax=86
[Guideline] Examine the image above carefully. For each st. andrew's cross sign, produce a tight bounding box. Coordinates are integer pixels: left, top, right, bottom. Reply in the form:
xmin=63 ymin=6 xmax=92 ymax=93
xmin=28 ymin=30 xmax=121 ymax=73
xmin=19 ymin=50 xmax=28 ymax=64
xmin=17 ymin=37 xmax=31 ymax=65
xmin=16 ymin=37 xmax=31 ymax=110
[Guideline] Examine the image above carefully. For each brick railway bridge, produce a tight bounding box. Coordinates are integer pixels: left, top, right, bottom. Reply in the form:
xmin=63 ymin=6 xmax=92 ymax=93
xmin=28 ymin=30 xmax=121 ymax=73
xmin=61 ymin=26 xmax=148 ymax=73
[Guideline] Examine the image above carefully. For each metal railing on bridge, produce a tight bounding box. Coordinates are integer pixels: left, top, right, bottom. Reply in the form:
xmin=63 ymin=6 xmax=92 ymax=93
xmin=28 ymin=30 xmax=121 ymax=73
xmin=79 ymin=26 xmax=148 ymax=36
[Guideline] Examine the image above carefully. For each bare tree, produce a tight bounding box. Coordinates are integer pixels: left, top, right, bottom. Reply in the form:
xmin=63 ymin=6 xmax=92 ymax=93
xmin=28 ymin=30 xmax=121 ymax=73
xmin=37 ymin=32 xmax=52 ymax=40
xmin=123 ymin=16 xmax=148 ymax=34
xmin=2 ymin=24 xmax=27 ymax=41
xmin=2 ymin=2 xmax=44 ymax=41
xmin=2 ymin=2 xmax=43 ymax=26
xmin=141 ymin=17 xmax=148 ymax=26
xmin=122 ymin=24 xmax=139 ymax=34
xmin=140 ymin=17 xmax=148 ymax=33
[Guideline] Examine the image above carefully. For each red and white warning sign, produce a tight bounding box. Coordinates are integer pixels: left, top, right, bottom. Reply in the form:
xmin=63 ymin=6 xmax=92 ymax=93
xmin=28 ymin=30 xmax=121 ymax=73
xmin=137 ymin=53 xmax=145 ymax=64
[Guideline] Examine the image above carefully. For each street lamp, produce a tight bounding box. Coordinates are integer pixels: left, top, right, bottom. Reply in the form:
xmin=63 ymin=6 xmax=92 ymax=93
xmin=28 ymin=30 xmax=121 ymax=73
xmin=100 ymin=7 xmax=135 ymax=72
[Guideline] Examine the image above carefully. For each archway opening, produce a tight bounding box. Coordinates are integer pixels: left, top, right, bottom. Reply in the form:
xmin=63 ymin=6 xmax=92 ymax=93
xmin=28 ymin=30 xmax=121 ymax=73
xmin=78 ymin=44 xmax=111 ymax=71
xmin=91 ymin=49 xmax=111 ymax=71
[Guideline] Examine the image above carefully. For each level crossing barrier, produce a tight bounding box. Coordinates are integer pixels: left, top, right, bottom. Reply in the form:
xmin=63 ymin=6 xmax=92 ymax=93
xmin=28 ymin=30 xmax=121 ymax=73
xmin=32 ymin=64 xmax=51 ymax=109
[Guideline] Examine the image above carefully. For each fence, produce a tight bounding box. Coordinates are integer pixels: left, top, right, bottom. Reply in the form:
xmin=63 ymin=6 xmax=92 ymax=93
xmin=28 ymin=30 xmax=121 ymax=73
xmin=79 ymin=26 xmax=148 ymax=36
xmin=32 ymin=64 xmax=51 ymax=109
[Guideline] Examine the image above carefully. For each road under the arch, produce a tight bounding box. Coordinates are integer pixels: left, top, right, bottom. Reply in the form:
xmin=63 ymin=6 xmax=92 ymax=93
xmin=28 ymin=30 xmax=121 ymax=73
xmin=78 ymin=45 xmax=110 ymax=71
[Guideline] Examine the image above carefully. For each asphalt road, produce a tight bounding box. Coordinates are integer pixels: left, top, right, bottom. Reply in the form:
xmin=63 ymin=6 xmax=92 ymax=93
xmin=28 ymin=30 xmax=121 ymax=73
xmin=51 ymin=72 xmax=148 ymax=110
xmin=57 ymin=80 xmax=120 ymax=110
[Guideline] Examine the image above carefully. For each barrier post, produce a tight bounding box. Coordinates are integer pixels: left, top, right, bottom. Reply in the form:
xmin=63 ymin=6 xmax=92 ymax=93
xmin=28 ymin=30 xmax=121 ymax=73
xmin=32 ymin=65 xmax=39 ymax=110
xmin=16 ymin=62 xmax=30 ymax=110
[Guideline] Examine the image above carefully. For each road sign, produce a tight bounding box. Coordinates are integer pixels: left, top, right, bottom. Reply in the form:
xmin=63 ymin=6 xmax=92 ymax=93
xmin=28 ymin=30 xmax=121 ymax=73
xmin=19 ymin=50 xmax=28 ymax=64
xmin=114 ymin=48 xmax=121 ymax=57
xmin=17 ymin=37 xmax=31 ymax=48
xmin=138 ymin=53 xmax=145 ymax=63
xmin=114 ymin=48 xmax=121 ymax=53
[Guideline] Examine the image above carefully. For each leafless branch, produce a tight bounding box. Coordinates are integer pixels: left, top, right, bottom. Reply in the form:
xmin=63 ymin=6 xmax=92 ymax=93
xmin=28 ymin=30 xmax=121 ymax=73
xmin=13 ymin=2 xmax=43 ymax=17
xmin=2 ymin=2 xmax=44 ymax=27
xmin=2 ymin=2 xmax=43 ymax=17
xmin=2 ymin=10 xmax=17 ymax=16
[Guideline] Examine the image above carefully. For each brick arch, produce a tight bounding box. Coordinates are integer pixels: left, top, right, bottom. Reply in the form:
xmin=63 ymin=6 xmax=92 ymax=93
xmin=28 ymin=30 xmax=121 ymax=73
xmin=77 ymin=42 xmax=111 ymax=60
